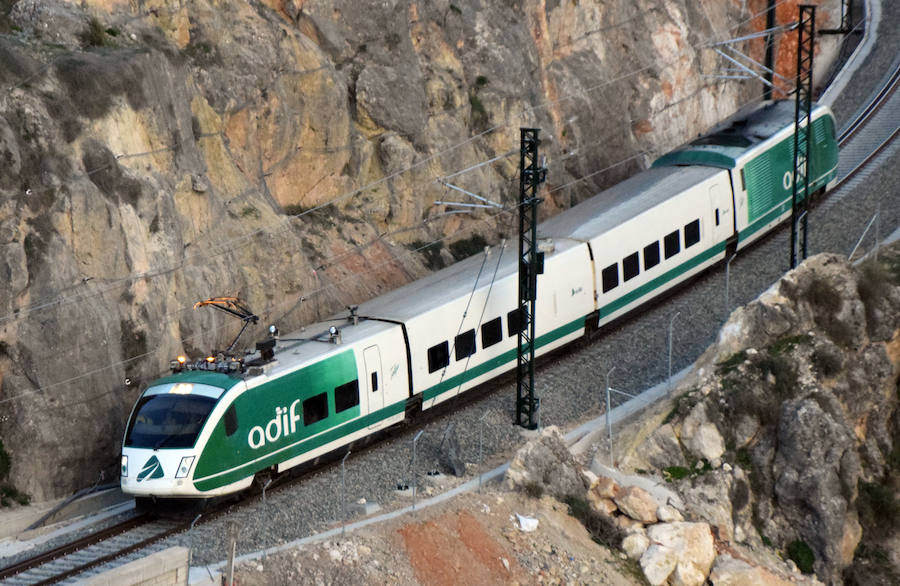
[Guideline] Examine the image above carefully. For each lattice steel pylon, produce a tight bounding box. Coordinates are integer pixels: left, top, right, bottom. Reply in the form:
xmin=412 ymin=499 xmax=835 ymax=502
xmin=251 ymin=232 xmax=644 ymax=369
xmin=515 ymin=129 xmax=546 ymax=429
xmin=790 ymin=5 xmax=815 ymax=269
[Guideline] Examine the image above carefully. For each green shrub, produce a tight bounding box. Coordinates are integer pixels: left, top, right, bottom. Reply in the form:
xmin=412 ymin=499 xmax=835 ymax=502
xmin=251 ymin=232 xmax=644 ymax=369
xmin=858 ymin=480 xmax=900 ymax=537
xmin=449 ymin=234 xmax=488 ymax=260
xmin=755 ymin=354 xmax=797 ymax=399
xmin=717 ymin=350 xmax=747 ymax=374
xmin=812 ymin=345 xmax=843 ymax=377
xmin=663 ymin=466 xmax=691 ymax=481
xmin=409 ymin=240 xmax=446 ymax=271
xmin=523 ymin=481 xmax=543 ymax=499
xmin=563 ymin=495 xmax=625 ymax=548
xmin=81 ymin=17 xmax=113 ymax=47
xmin=787 ymin=540 xmax=815 ymax=574
xmin=0 ymin=439 xmax=10 ymax=480
xmin=768 ymin=334 xmax=812 ymax=356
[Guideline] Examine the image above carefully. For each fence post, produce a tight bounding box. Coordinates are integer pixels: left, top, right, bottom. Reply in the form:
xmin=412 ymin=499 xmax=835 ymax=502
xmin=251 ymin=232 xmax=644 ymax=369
xmin=605 ymin=367 xmax=616 ymax=467
xmin=412 ymin=430 xmax=424 ymax=512
xmin=668 ymin=312 xmax=681 ymax=393
xmin=478 ymin=412 xmax=489 ymax=492
xmin=724 ymin=253 xmax=737 ymax=317
xmin=341 ymin=451 xmax=350 ymax=538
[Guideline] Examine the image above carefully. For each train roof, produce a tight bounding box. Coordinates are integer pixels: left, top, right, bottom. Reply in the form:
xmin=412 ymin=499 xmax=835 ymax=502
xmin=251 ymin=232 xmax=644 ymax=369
xmin=652 ymin=100 xmax=828 ymax=169
xmin=356 ymin=162 xmax=720 ymax=322
xmin=538 ymin=164 xmax=722 ymax=241
xmin=357 ymin=237 xmax=523 ymax=321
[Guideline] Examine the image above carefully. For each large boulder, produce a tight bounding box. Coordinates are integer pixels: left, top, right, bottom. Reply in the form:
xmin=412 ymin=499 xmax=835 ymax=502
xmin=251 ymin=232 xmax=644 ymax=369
xmin=640 ymin=522 xmax=715 ymax=586
xmin=614 ymin=485 xmax=659 ymax=524
xmin=504 ymin=426 xmax=584 ymax=499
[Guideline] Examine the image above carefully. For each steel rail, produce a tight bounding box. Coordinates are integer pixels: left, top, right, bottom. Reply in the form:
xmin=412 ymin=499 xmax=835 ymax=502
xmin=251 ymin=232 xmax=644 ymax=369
xmin=838 ymin=60 xmax=900 ymax=145
xmin=0 ymin=513 xmax=152 ymax=581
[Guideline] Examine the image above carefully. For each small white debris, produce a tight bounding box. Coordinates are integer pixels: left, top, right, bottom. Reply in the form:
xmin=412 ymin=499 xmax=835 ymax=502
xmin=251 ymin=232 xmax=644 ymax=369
xmin=481 ymin=503 xmax=491 ymax=514
xmin=255 ymin=564 xmax=264 ymax=572
xmin=515 ymin=513 xmax=539 ymax=532
xmin=722 ymin=462 xmax=733 ymax=473
xmin=356 ymin=497 xmax=367 ymax=504
xmin=501 ymin=557 xmax=510 ymax=571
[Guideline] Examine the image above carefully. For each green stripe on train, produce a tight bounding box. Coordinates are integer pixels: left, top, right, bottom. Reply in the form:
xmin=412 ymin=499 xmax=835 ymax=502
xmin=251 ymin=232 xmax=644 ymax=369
xmin=194 ymin=350 xmax=366 ymax=491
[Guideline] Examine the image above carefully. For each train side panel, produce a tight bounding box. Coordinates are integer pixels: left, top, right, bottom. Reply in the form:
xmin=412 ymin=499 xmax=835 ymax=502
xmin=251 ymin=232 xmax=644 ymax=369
xmin=402 ymin=242 xmax=595 ymax=410
xmin=733 ymin=108 xmax=839 ymax=249
xmin=190 ymin=325 xmax=408 ymax=493
xmin=588 ymin=172 xmax=732 ymax=326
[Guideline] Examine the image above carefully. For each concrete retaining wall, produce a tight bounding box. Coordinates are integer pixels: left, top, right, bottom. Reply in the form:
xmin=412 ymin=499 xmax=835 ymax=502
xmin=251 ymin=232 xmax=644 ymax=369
xmin=81 ymin=546 xmax=189 ymax=586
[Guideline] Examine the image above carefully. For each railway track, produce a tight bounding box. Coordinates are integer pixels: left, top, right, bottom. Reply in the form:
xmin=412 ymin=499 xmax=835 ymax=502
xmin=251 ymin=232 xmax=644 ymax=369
xmin=0 ymin=514 xmax=187 ymax=585
xmin=832 ymin=56 xmax=900 ymax=188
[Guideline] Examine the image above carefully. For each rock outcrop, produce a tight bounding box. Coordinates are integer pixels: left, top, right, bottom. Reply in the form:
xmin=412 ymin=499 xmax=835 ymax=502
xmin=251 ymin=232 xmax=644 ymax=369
xmin=619 ymin=251 xmax=900 ymax=584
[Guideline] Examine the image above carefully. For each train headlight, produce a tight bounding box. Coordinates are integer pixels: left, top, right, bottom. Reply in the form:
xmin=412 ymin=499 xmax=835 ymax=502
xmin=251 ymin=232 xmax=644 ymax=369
xmin=121 ymin=455 xmax=128 ymax=477
xmin=175 ymin=456 xmax=195 ymax=479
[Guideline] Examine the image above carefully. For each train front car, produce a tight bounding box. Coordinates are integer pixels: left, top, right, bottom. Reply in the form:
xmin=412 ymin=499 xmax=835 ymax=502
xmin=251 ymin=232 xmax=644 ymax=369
xmin=121 ymin=371 xmax=243 ymax=499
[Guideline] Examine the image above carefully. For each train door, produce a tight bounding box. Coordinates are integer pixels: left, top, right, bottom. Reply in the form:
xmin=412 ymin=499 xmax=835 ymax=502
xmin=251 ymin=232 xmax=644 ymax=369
xmin=364 ymin=345 xmax=383 ymax=428
xmin=708 ymin=183 xmax=734 ymax=247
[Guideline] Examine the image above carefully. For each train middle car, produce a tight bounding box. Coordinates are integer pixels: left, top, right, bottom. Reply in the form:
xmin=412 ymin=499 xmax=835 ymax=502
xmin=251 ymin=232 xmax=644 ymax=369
xmin=121 ymin=100 xmax=838 ymax=499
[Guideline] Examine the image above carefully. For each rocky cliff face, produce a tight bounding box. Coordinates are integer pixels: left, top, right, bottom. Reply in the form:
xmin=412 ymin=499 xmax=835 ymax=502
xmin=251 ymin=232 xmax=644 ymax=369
xmin=618 ymin=250 xmax=900 ymax=584
xmin=0 ymin=0 xmax=843 ymax=502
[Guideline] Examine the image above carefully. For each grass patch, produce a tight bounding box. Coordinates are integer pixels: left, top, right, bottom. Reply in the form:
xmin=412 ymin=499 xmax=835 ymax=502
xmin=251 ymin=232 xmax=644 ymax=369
xmin=663 ymin=460 xmax=712 ymax=482
xmin=717 ymin=350 xmax=747 ymax=374
xmin=662 ymin=466 xmax=691 ymax=481
xmin=768 ymin=334 xmax=812 ymax=356
xmin=240 ymin=206 xmax=260 ymax=219
xmin=662 ymin=391 xmax=698 ymax=425
xmin=787 ymin=540 xmax=815 ymax=574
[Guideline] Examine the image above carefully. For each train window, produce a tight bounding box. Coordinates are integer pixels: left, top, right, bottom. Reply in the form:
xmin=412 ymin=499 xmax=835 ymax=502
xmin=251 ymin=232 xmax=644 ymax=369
xmin=455 ymin=329 xmax=476 ymax=361
xmin=303 ymin=392 xmax=328 ymax=426
xmin=643 ymin=241 xmax=660 ymax=270
xmin=224 ymin=404 xmax=238 ymax=437
xmin=427 ymin=341 xmax=450 ymax=373
xmin=371 ymin=372 xmax=378 ymax=392
xmin=481 ymin=317 xmax=503 ymax=348
xmin=622 ymin=252 xmax=640 ymax=281
xmin=601 ymin=263 xmax=618 ymax=293
xmin=740 ymin=168 xmax=746 ymax=191
xmin=507 ymin=308 xmax=526 ymax=337
xmin=715 ymin=209 xmax=720 ymax=226
xmin=664 ymin=230 xmax=680 ymax=259
xmin=334 ymin=380 xmax=360 ymax=413
xmin=684 ymin=219 xmax=700 ymax=248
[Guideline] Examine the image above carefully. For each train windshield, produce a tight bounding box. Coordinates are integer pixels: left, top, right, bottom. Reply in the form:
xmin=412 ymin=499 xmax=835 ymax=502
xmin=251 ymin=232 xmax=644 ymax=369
xmin=124 ymin=394 xmax=218 ymax=449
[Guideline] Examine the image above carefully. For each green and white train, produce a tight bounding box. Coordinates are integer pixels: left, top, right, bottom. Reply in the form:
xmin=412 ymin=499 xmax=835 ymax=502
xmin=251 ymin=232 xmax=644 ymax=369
xmin=121 ymin=100 xmax=838 ymax=499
